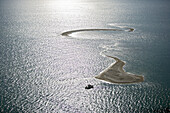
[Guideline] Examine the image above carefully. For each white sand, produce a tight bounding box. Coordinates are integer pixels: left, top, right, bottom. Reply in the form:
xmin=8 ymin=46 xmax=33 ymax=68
xmin=95 ymin=55 xmax=144 ymax=84
xmin=61 ymin=28 xmax=141 ymax=84
xmin=61 ymin=28 xmax=134 ymax=37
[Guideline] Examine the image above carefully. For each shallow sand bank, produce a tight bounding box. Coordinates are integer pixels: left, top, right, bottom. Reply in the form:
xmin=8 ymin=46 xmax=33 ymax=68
xmin=61 ymin=28 xmax=134 ymax=37
xmin=95 ymin=55 xmax=144 ymax=84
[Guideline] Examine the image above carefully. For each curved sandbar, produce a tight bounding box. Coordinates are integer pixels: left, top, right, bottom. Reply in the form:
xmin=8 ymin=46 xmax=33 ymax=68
xmin=95 ymin=55 xmax=144 ymax=84
xmin=61 ymin=28 xmax=134 ymax=37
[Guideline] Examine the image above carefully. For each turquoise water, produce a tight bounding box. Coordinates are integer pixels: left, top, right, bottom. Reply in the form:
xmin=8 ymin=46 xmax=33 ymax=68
xmin=0 ymin=0 xmax=169 ymax=112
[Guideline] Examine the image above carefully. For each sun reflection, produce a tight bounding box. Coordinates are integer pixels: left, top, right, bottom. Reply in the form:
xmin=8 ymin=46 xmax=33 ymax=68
xmin=45 ymin=0 xmax=81 ymax=10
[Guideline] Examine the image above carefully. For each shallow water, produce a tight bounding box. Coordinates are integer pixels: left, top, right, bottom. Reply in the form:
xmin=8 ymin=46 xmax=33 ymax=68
xmin=0 ymin=0 xmax=170 ymax=112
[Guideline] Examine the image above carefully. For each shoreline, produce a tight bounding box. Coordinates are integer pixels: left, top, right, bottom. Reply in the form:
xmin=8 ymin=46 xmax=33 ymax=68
xmin=61 ymin=28 xmax=134 ymax=37
xmin=95 ymin=55 xmax=144 ymax=84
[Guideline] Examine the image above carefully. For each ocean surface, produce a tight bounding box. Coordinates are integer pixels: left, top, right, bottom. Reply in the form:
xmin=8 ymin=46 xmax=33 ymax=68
xmin=0 ymin=0 xmax=169 ymax=112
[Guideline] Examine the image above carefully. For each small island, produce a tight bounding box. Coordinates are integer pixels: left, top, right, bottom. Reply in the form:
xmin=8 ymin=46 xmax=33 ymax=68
xmin=61 ymin=28 xmax=134 ymax=37
xmin=95 ymin=55 xmax=144 ymax=84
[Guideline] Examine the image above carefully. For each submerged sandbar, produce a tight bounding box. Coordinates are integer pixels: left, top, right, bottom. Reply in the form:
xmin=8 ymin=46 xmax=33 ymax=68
xmin=95 ymin=55 xmax=144 ymax=84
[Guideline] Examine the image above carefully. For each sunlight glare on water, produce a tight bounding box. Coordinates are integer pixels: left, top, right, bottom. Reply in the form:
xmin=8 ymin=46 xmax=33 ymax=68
xmin=0 ymin=0 xmax=169 ymax=112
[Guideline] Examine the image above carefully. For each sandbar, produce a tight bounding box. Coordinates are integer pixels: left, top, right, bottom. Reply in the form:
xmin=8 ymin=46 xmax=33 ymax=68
xmin=95 ymin=55 xmax=144 ymax=84
xmin=61 ymin=28 xmax=134 ymax=37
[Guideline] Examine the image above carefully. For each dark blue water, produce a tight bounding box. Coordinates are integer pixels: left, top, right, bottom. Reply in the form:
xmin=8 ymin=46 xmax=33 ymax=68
xmin=0 ymin=0 xmax=169 ymax=112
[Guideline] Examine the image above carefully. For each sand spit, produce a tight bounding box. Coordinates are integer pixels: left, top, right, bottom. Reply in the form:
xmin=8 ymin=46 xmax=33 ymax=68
xmin=61 ymin=28 xmax=134 ymax=37
xmin=95 ymin=55 xmax=144 ymax=84
xmin=61 ymin=27 xmax=142 ymax=84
